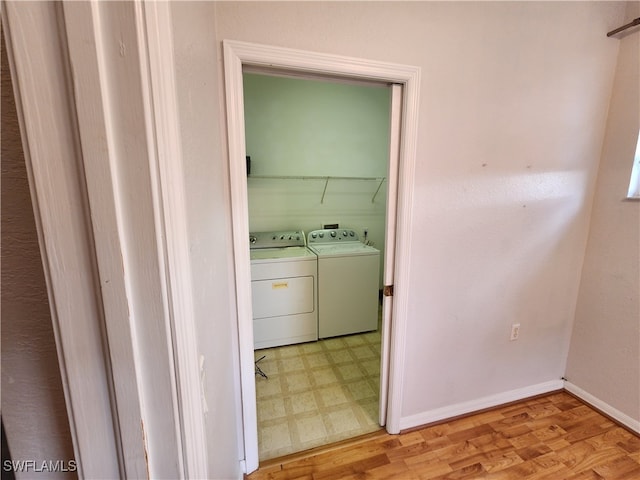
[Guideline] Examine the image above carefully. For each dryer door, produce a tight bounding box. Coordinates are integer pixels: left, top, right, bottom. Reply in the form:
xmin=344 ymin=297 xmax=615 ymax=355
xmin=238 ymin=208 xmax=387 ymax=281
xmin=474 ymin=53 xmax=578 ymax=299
xmin=251 ymin=275 xmax=315 ymax=319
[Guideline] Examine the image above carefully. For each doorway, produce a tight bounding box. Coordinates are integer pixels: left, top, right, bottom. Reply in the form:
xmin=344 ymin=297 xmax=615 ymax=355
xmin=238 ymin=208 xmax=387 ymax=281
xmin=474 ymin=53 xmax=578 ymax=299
xmin=244 ymin=72 xmax=389 ymax=461
xmin=223 ymin=40 xmax=420 ymax=474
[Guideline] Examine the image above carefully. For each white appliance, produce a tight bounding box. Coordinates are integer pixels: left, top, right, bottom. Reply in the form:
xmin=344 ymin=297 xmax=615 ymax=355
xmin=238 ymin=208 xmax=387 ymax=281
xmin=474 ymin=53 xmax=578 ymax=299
xmin=249 ymin=230 xmax=318 ymax=349
xmin=307 ymin=228 xmax=380 ymax=338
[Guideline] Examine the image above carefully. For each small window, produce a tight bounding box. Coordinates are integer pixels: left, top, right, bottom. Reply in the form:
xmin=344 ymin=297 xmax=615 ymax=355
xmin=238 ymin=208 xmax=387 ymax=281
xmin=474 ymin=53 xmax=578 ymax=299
xmin=627 ymin=131 xmax=640 ymax=199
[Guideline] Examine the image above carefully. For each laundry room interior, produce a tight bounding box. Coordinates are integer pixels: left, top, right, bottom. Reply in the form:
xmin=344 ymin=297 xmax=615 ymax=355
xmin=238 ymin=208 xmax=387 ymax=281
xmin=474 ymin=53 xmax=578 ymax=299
xmin=244 ymin=72 xmax=392 ymax=460
xmin=244 ymin=72 xmax=390 ymax=258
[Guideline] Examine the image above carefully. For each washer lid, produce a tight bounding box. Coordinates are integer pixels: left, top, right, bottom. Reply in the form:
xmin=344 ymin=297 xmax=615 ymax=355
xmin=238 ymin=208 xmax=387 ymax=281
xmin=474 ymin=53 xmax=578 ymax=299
xmin=250 ymin=246 xmax=316 ymax=262
xmin=309 ymin=242 xmax=379 ymax=256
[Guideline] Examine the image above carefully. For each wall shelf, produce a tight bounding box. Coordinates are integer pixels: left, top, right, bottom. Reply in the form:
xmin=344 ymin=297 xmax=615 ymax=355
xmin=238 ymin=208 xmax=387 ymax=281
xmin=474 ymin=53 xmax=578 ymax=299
xmin=248 ymin=175 xmax=387 ymax=204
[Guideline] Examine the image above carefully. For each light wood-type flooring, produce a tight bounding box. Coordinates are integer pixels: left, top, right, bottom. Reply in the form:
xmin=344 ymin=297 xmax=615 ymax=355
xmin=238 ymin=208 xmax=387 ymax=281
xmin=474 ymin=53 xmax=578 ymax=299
xmin=246 ymin=391 xmax=640 ymax=480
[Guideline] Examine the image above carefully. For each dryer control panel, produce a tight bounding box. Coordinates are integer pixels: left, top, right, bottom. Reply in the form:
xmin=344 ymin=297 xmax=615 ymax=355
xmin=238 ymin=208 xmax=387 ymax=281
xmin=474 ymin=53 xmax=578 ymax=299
xmin=308 ymin=229 xmax=360 ymax=244
xmin=249 ymin=230 xmax=306 ymax=249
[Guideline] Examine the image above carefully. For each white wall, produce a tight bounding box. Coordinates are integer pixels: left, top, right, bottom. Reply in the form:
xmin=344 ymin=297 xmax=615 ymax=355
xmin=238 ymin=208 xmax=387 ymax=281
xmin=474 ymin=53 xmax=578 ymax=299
xmin=169 ymin=3 xmax=244 ymax=478
xmin=565 ymin=2 xmax=640 ymax=426
xmin=214 ymin=1 xmax=626 ymax=425
xmin=243 ymin=73 xmax=390 ymax=177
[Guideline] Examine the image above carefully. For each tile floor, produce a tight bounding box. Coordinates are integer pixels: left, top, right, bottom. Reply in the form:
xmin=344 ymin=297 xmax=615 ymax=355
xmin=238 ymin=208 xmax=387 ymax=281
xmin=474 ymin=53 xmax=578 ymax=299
xmin=254 ymin=326 xmax=382 ymax=461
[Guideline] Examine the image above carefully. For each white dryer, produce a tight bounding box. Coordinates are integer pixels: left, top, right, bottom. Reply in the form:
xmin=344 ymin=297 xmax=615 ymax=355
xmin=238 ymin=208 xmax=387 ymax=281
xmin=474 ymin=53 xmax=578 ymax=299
xmin=307 ymin=229 xmax=380 ymax=339
xmin=249 ymin=230 xmax=318 ymax=349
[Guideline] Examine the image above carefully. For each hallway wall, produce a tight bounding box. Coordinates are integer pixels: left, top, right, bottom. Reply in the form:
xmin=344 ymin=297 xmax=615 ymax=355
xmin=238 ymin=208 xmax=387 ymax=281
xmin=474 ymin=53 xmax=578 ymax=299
xmin=565 ymin=1 xmax=640 ymax=426
xmin=0 ymin=30 xmax=76 ymax=478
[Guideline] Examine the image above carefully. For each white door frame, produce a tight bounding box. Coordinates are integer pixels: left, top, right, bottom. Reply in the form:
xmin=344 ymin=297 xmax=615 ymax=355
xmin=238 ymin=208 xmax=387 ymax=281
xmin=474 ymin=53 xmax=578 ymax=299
xmin=222 ymin=40 xmax=420 ymax=473
xmin=379 ymin=83 xmax=404 ymax=426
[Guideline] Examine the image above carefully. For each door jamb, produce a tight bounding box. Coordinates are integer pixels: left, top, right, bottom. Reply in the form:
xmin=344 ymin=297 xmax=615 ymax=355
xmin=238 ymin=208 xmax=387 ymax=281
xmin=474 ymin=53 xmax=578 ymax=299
xmin=222 ymin=40 xmax=420 ymax=474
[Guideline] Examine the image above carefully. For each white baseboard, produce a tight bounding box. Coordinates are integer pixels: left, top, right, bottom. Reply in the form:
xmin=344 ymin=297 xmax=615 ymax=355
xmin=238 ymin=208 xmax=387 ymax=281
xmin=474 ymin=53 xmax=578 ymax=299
xmin=563 ymin=381 xmax=640 ymax=434
xmin=399 ymin=380 xmax=564 ymax=431
xmin=239 ymin=459 xmax=247 ymax=476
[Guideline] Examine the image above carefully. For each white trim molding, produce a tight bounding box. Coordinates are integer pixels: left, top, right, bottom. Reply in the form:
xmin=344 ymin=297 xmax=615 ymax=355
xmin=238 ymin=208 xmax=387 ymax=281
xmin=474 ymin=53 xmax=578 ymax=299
xmin=222 ymin=39 xmax=420 ymax=473
xmin=61 ymin=2 xmax=188 ymax=476
xmin=2 ymin=2 xmax=122 ymax=476
xmin=399 ymin=380 xmax=565 ymax=431
xmin=139 ymin=2 xmax=209 ymax=477
xmin=564 ymin=381 xmax=640 ymax=434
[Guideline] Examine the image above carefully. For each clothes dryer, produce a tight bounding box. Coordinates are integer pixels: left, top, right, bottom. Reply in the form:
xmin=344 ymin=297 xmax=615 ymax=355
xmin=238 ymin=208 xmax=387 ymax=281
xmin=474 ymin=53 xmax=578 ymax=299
xmin=249 ymin=230 xmax=318 ymax=349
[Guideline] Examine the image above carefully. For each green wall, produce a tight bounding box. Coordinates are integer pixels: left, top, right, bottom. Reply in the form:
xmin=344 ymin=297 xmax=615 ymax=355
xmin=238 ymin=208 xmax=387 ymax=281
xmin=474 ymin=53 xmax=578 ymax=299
xmin=243 ymin=73 xmax=390 ymax=177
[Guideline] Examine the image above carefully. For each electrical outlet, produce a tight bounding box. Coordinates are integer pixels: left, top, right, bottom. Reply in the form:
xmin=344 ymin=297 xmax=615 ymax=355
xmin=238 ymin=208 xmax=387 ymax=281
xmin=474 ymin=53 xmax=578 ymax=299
xmin=510 ymin=323 xmax=520 ymax=341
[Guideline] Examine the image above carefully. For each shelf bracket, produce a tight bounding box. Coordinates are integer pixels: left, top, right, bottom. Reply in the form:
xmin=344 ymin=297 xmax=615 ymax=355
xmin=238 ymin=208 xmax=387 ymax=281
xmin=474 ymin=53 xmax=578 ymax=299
xmin=321 ymin=177 xmax=330 ymax=204
xmin=372 ymin=178 xmax=385 ymax=203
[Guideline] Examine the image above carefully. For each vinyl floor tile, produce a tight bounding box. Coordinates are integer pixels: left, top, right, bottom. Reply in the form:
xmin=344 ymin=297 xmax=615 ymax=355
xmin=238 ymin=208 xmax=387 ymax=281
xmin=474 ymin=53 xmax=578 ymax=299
xmin=317 ymin=385 xmax=349 ymax=407
xmin=254 ymin=320 xmax=382 ymax=461
xmin=296 ymin=415 xmax=328 ymax=443
xmin=289 ymin=392 xmax=318 ymax=414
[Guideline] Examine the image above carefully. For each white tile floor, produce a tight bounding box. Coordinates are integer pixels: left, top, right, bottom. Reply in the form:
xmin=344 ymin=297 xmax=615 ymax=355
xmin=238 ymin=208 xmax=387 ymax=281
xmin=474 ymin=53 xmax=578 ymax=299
xmin=254 ymin=326 xmax=382 ymax=461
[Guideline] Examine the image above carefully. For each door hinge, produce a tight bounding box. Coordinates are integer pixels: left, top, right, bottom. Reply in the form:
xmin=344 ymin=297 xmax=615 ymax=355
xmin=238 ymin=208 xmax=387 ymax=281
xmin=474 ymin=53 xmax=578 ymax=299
xmin=383 ymin=285 xmax=394 ymax=297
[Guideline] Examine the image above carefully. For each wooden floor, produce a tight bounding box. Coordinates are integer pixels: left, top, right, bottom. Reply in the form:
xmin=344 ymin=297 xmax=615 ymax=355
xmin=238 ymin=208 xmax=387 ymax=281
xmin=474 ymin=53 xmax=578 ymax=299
xmin=246 ymin=391 xmax=640 ymax=479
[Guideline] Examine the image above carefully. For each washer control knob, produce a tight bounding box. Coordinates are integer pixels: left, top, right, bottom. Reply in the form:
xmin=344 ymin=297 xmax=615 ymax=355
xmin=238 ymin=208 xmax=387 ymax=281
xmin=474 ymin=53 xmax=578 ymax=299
xmin=319 ymin=232 xmax=324 ymax=238
xmin=311 ymin=233 xmax=317 ymax=238
xmin=330 ymin=231 xmax=337 ymax=238
xmin=342 ymin=230 xmax=348 ymax=237
xmin=249 ymin=235 xmax=257 ymax=244
xmin=349 ymin=231 xmax=355 ymax=237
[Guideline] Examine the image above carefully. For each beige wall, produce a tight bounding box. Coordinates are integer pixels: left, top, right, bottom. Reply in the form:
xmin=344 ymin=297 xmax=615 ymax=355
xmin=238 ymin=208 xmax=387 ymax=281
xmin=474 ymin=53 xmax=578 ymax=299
xmin=1 ymin=31 xmax=76 ymax=477
xmin=566 ymin=2 xmax=640 ymax=423
xmin=214 ymin=1 xmax=625 ymax=421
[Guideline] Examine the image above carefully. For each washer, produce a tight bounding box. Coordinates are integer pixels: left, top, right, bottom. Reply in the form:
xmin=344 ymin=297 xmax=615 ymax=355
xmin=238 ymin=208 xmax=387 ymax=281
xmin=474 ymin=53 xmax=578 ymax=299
xmin=249 ymin=230 xmax=318 ymax=349
xmin=308 ymin=228 xmax=380 ymax=339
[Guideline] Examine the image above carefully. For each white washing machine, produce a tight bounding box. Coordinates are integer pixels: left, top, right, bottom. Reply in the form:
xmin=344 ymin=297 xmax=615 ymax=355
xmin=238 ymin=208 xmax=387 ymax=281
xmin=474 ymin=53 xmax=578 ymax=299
xmin=307 ymin=228 xmax=380 ymax=339
xmin=249 ymin=230 xmax=318 ymax=349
